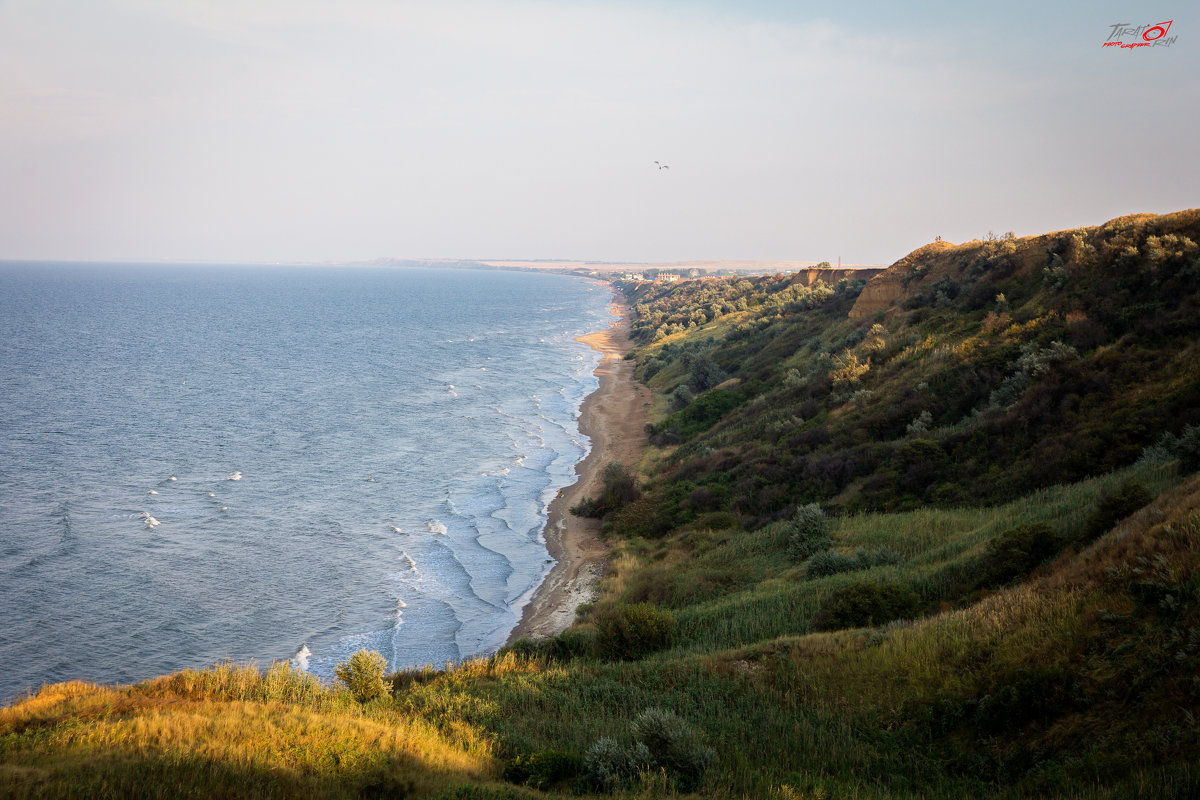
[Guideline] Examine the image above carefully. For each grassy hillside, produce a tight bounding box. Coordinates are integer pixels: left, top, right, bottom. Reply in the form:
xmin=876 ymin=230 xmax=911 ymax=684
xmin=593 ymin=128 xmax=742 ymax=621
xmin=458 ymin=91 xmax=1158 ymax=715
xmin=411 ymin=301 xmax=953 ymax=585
xmin=618 ymin=209 xmax=1200 ymax=524
xmin=3 ymin=211 xmax=1199 ymax=799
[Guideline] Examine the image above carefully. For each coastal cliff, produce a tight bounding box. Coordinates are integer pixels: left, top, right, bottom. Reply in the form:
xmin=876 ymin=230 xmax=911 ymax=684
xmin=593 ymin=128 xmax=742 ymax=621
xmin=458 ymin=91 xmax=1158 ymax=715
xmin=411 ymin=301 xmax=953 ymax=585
xmin=849 ymin=209 xmax=1200 ymax=319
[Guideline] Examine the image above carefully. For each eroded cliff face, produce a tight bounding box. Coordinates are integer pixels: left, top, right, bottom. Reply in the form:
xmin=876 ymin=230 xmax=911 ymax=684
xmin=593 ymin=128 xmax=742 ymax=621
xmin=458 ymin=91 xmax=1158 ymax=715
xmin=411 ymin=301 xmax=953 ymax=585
xmin=848 ymin=241 xmax=960 ymax=319
xmin=791 ymin=267 xmax=885 ymax=287
xmin=847 ymin=211 xmax=1200 ymax=320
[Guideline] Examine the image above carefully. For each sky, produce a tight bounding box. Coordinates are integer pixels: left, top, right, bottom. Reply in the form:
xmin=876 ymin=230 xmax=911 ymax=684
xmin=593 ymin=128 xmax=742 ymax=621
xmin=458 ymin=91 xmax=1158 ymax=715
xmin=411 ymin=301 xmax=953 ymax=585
xmin=0 ymin=0 xmax=1196 ymax=265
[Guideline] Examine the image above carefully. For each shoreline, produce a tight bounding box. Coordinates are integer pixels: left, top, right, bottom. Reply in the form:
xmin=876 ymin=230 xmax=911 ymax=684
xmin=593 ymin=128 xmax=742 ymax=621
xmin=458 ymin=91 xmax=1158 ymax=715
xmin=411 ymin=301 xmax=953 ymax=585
xmin=506 ymin=289 xmax=648 ymax=643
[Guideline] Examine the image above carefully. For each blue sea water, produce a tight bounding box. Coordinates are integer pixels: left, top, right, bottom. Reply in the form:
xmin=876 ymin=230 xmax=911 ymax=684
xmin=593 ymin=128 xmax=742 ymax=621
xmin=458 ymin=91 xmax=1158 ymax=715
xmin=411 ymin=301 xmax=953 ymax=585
xmin=0 ymin=263 xmax=612 ymax=702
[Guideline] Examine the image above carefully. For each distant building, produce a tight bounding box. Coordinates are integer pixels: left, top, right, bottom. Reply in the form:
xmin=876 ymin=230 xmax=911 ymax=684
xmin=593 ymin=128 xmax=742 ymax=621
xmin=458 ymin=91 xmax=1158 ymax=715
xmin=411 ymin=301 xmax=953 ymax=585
xmin=621 ymin=272 xmax=645 ymax=281
xmin=658 ymin=275 xmax=680 ymax=282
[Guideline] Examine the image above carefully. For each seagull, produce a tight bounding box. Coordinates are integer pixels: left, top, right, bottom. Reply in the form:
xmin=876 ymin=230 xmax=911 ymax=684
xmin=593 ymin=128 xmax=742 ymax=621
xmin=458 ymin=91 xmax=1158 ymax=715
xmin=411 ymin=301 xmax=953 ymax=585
xmin=655 ymin=161 xmax=669 ymax=170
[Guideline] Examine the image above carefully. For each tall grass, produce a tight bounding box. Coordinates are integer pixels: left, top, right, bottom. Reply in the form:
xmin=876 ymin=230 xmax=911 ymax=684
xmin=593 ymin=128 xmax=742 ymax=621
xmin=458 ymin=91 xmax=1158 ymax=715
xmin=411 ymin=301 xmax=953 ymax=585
xmin=3 ymin=467 xmax=1194 ymax=799
xmin=0 ymin=660 xmax=497 ymax=799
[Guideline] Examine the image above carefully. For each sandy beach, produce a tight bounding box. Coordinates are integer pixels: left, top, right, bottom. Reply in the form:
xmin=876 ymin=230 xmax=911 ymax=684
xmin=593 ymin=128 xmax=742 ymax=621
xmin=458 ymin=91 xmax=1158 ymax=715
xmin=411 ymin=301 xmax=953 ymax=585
xmin=507 ymin=290 xmax=649 ymax=642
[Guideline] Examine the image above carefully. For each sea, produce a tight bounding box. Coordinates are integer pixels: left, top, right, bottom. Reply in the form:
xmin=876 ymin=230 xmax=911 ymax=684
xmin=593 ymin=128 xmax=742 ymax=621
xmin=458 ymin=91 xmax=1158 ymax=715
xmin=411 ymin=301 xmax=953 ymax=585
xmin=0 ymin=263 xmax=613 ymax=703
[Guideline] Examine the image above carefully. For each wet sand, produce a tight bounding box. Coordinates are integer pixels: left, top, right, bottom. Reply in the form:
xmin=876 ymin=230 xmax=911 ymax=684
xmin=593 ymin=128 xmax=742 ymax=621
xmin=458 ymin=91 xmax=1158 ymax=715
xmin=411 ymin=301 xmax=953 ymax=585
xmin=507 ymin=292 xmax=649 ymax=642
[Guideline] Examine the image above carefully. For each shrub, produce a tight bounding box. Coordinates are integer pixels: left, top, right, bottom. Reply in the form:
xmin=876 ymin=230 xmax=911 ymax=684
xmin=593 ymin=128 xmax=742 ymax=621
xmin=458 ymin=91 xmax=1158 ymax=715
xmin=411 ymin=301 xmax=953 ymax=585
xmin=804 ymin=547 xmax=904 ymax=578
xmin=505 ymin=628 xmax=596 ymax=662
xmin=1138 ymin=425 xmax=1200 ymax=473
xmin=786 ymin=504 xmax=832 ymax=561
xmin=1180 ymin=424 xmax=1200 ymax=473
xmin=1080 ymin=479 xmax=1153 ymax=543
xmin=334 ymin=648 xmax=390 ymax=703
xmin=686 ymin=353 xmax=728 ymax=392
xmin=1139 ymin=432 xmax=1181 ymax=465
xmin=804 ymin=549 xmax=858 ymax=578
xmin=812 ymin=581 xmax=920 ymax=631
xmin=670 ymin=384 xmax=695 ymax=410
xmin=570 ymin=462 xmax=640 ymax=519
xmin=593 ymin=603 xmax=675 ymax=660
xmin=601 ymin=462 xmax=640 ymax=510
xmin=977 ymin=523 xmax=1061 ymax=588
xmin=828 ymin=351 xmax=869 ymax=386
xmin=631 ymin=708 xmax=715 ymax=792
xmin=502 ymin=751 xmax=583 ymax=791
xmin=582 ymin=737 xmax=651 ymax=791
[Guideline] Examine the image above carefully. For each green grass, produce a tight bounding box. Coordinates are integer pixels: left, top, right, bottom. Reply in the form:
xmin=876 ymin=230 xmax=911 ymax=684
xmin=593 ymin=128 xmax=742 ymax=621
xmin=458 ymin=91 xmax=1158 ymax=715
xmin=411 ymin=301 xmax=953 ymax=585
xmin=4 ymin=466 xmax=1197 ymax=798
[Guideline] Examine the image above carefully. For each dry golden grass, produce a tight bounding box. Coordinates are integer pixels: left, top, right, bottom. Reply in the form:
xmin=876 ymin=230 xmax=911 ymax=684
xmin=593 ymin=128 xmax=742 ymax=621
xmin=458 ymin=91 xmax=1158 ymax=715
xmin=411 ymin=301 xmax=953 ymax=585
xmin=0 ymin=662 xmax=498 ymax=799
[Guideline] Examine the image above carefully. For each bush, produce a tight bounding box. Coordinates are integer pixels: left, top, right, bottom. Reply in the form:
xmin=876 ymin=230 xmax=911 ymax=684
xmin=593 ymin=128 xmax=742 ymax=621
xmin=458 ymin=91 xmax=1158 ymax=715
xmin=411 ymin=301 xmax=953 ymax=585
xmin=1138 ymin=425 xmax=1200 ymax=473
xmin=570 ymin=462 xmax=640 ymax=519
xmin=906 ymin=410 xmax=933 ymax=435
xmin=631 ymin=709 xmax=715 ymax=792
xmin=593 ymin=603 xmax=675 ymax=660
xmin=334 ymin=649 xmax=390 ymax=703
xmin=670 ymin=385 xmax=695 ymax=410
xmin=804 ymin=549 xmax=857 ymax=577
xmin=804 ymin=547 xmax=904 ymax=578
xmin=503 ymin=629 xmax=595 ymax=662
xmin=582 ymin=737 xmax=651 ymax=792
xmin=1179 ymin=424 xmax=1200 ymax=473
xmin=502 ymin=751 xmax=583 ymax=791
xmin=582 ymin=711 xmax=714 ymax=793
xmin=786 ymin=504 xmax=832 ymax=561
xmin=686 ymin=353 xmax=729 ymax=392
xmin=1080 ymin=479 xmax=1153 ymax=543
xmin=812 ymin=581 xmax=921 ymax=631
xmin=977 ymin=522 xmax=1061 ymax=588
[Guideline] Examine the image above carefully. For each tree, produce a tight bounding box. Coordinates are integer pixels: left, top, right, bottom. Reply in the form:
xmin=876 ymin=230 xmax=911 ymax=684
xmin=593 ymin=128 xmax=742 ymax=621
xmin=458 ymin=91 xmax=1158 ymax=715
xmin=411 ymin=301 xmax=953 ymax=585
xmin=335 ymin=649 xmax=390 ymax=703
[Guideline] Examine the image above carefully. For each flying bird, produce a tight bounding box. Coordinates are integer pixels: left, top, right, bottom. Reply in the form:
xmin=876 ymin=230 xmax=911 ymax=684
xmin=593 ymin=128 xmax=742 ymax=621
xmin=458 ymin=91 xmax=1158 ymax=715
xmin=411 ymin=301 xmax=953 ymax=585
xmin=655 ymin=161 xmax=669 ymax=170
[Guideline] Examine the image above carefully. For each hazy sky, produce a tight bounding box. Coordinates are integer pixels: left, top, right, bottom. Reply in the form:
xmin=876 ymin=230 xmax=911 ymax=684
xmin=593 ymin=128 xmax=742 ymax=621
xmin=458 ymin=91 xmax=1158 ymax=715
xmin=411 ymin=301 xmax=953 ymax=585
xmin=1 ymin=0 xmax=1196 ymax=265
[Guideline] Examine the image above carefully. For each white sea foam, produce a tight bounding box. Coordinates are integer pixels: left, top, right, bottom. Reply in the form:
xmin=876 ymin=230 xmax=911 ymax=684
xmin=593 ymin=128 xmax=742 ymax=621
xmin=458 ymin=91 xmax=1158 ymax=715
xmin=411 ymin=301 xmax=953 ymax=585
xmin=427 ymin=520 xmax=448 ymax=536
xmin=227 ymin=471 xmax=242 ymax=481
xmin=401 ymin=552 xmax=417 ymax=570
xmin=141 ymin=512 xmax=160 ymax=529
xmin=290 ymin=643 xmax=312 ymax=672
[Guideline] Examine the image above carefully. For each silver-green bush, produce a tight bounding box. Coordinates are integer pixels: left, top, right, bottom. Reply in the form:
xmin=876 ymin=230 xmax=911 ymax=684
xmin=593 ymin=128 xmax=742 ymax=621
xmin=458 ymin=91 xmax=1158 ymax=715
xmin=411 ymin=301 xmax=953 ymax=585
xmin=334 ymin=648 xmax=390 ymax=704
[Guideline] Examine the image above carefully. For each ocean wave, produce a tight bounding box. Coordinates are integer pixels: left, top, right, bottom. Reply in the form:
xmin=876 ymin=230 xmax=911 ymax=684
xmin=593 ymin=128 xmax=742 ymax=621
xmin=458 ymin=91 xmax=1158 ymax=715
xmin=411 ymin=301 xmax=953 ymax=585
xmin=290 ymin=643 xmax=312 ymax=672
